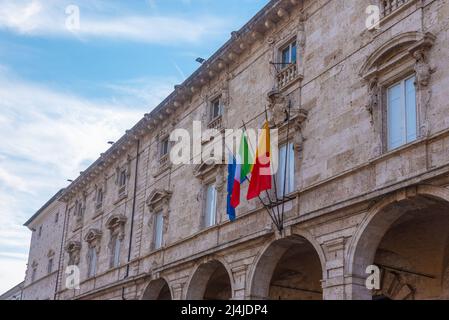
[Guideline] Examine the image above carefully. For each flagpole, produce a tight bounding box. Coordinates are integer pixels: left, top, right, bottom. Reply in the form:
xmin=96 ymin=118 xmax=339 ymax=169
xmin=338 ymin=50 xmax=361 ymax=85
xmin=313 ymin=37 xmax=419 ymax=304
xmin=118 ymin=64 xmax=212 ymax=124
xmin=280 ymin=100 xmax=292 ymax=230
xmin=241 ymin=120 xmax=282 ymax=230
xmin=263 ymin=107 xmax=282 ymax=221
xmin=224 ymin=131 xmax=279 ymax=226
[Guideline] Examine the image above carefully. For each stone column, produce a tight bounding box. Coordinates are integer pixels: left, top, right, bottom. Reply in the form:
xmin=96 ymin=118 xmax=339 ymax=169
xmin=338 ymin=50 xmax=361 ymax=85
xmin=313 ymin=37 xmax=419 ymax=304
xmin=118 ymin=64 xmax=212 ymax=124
xmin=171 ymin=283 xmax=183 ymax=300
xmin=231 ymin=265 xmax=248 ymax=300
xmin=321 ymin=238 xmax=347 ymax=300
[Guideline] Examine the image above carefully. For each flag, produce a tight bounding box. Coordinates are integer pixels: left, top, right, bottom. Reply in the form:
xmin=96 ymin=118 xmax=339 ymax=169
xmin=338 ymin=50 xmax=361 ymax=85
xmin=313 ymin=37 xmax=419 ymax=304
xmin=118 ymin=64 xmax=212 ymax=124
xmin=226 ymin=153 xmax=236 ymax=221
xmin=230 ymin=132 xmax=254 ymax=208
xmin=247 ymin=121 xmax=272 ymax=200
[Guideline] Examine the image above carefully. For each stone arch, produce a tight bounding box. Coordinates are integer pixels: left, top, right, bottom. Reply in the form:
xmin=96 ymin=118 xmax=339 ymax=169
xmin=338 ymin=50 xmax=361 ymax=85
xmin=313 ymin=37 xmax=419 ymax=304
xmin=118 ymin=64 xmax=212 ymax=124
xmin=141 ymin=278 xmax=172 ymax=300
xmin=249 ymin=231 xmax=326 ymax=300
xmin=186 ymin=258 xmax=234 ymax=300
xmin=346 ymin=185 xmax=449 ymax=299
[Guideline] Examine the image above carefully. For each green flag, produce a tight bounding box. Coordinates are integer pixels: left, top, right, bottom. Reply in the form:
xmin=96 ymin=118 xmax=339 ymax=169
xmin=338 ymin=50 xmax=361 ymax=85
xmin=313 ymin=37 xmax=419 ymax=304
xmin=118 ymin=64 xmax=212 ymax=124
xmin=239 ymin=131 xmax=254 ymax=182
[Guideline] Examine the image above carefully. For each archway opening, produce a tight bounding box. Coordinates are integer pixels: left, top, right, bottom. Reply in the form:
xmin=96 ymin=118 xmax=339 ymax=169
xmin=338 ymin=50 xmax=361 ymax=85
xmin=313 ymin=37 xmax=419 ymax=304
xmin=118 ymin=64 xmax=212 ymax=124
xmin=142 ymin=278 xmax=172 ymax=300
xmin=251 ymin=236 xmax=323 ymax=300
xmin=352 ymin=194 xmax=449 ymax=300
xmin=186 ymin=260 xmax=232 ymax=300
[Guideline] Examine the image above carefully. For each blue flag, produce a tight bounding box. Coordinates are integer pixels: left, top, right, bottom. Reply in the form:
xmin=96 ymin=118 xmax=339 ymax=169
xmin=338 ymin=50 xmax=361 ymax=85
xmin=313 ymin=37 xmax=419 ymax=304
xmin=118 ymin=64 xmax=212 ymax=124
xmin=227 ymin=154 xmax=236 ymax=221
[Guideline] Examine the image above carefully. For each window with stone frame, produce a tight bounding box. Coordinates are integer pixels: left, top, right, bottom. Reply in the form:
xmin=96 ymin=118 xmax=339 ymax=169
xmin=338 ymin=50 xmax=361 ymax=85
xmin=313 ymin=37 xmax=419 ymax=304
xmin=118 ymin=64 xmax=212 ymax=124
xmin=96 ymin=188 xmax=104 ymax=211
xmin=360 ymin=32 xmax=435 ymax=155
xmin=146 ymin=189 xmax=172 ymax=251
xmin=73 ymin=198 xmax=85 ymax=229
xmin=386 ymin=75 xmax=417 ymax=150
xmin=87 ymin=246 xmax=97 ymax=278
xmin=275 ymin=37 xmax=300 ymax=91
xmin=276 ymin=142 xmax=296 ymax=198
xmin=84 ymin=229 xmax=102 ymax=279
xmin=280 ymin=39 xmax=297 ymax=67
xmin=194 ymin=161 xmax=226 ymax=229
xmin=47 ymin=258 xmax=54 ymax=274
xmin=210 ymin=96 xmax=223 ymax=121
xmin=115 ymin=157 xmax=131 ymax=199
xmin=38 ymin=225 xmax=43 ymax=238
xmin=204 ymin=183 xmax=217 ymax=228
xmin=106 ymin=215 xmax=127 ymax=269
xmin=31 ymin=261 xmax=38 ymax=282
xmin=153 ymin=211 xmax=164 ymax=250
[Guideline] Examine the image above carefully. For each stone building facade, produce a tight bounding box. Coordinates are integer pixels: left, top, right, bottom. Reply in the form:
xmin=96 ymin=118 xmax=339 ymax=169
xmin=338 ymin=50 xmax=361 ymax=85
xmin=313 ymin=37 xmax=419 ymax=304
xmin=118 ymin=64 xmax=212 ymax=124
xmin=22 ymin=190 xmax=66 ymax=300
xmin=23 ymin=0 xmax=449 ymax=300
xmin=0 ymin=282 xmax=23 ymax=300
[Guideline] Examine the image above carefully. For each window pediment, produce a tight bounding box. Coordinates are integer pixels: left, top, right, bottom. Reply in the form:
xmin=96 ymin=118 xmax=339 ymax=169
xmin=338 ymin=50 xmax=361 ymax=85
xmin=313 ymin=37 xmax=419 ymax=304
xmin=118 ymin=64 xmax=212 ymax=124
xmin=194 ymin=162 xmax=222 ymax=180
xmin=84 ymin=229 xmax=103 ymax=243
xmin=105 ymin=214 xmax=127 ymax=230
xmin=65 ymin=241 xmax=81 ymax=253
xmin=146 ymin=189 xmax=172 ymax=212
xmin=360 ymin=32 xmax=435 ymax=80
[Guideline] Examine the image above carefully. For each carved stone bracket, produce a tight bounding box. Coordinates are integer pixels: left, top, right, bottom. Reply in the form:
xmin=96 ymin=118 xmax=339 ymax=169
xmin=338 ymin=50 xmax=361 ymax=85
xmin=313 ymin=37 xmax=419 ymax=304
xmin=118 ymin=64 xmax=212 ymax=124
xmin=105 ymin=214 xmax=127 ymax=240
xmin=65 ymin=241 xmax=82 ymax=265
xmin=84 ymin=229 xmax=103 ymax=253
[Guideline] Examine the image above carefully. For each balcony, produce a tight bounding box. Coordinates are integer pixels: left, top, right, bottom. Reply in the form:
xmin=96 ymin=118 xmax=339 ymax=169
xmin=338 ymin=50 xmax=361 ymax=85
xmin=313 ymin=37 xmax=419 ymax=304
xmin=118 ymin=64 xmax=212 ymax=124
xmin=381 ymin=0 xmax=413 ymax=18
xmin=207 ymin=115 xmax=223 ymax=131
xmin=276 ymin=63 xmax=299 ymax=90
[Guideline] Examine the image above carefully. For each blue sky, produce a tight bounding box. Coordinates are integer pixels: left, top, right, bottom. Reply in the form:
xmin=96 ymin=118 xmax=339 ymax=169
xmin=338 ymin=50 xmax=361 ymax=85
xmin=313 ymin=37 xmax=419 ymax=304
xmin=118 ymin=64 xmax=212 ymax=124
xmin=0 ymin=0 xmax=268 ymax=294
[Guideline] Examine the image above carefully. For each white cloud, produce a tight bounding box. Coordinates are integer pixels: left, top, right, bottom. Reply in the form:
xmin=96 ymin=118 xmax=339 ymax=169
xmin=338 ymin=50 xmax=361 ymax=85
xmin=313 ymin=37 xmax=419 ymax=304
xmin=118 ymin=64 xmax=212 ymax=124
xmin=0 ymin=67 xmax=174 ymax=293
xmin=0 ymin=0 xmax=228 ymax=44
xmin=0 ymin=257 xmax=27 ymax=294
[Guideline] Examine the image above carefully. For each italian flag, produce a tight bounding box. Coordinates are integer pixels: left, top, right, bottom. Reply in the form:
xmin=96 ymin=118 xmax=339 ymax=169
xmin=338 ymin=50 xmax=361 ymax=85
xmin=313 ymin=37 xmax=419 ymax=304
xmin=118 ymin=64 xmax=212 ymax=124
xmin=230 ymin=132 xmax=253 ymax=208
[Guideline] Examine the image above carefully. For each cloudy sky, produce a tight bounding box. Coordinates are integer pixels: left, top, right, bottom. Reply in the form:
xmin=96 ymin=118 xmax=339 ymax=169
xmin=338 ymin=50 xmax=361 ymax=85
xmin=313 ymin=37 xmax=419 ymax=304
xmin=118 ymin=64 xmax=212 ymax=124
xmin=0 ymin=0 xmax=267 ymax=294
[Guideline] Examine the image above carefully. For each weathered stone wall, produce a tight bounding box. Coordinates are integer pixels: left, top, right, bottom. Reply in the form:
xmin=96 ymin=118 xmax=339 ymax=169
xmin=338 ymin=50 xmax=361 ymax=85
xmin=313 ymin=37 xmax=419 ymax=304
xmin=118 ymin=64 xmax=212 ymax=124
xmin=23 ymin=0 xmax=449 ymax=300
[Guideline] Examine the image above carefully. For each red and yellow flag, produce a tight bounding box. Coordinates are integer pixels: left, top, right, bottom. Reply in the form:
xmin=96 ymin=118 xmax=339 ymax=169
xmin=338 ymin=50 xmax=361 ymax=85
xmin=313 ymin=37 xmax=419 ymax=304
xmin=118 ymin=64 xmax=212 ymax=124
xmin=247 ymin=121 xmax=272 ymax=200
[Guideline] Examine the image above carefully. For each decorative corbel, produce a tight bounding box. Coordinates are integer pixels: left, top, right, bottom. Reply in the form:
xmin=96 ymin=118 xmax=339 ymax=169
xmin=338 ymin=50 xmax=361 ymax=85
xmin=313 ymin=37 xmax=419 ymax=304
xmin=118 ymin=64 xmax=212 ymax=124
xmin=84 ymin=229 xmax=103 ymax=253
xmin=267 ymin=89 xmax=289 ymax=128
xmin=106 ymin=214 xmax=127 ymax=240
xmin=366 ymin=78 xmax=379 ymax=125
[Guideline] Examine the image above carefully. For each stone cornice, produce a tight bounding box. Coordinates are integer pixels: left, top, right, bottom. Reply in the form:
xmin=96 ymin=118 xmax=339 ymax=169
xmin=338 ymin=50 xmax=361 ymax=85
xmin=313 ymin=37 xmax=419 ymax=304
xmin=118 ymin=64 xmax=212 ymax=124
xmin=60 ymin=0 xmax=302 ymax=202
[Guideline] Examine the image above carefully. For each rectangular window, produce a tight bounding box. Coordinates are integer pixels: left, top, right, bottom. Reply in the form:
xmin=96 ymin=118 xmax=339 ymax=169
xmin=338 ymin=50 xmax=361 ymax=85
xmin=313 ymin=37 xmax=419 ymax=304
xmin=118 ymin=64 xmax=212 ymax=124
xmin=210 ymin=97 xmax=222 ymax=120
xmin=204 ymin=184 xmax=217 ymax=228
xmin=387 ymin=75 xmax=417 ymax=150
xmin=88 ymin=247 xmax=97 ymax=278
xmin=47 ymin=259 xmax=53 ymax=274
xmin=110 ymin=235 xmax=121 ymax=268
xmin=96 ymin=189 xmax=104 ymax=210
xmin=160 ymin=138 xmax=169 ymax=158
xmin=31 ymin=268 xmax=37 ymax=282
xmin=276 ymin=143 xmax=295 ymax=198
xmin=119 ymin=171 xmax=127 ymax=187
xmin=55 ymin=212 xmax=59 ymax=224
xmin=280 ymin=41 xmax=297 ymax=67
xmin=154 ymin=212 xmax=164 ymax=250
xmin=38 ymin=226 xmax=43 ymax=238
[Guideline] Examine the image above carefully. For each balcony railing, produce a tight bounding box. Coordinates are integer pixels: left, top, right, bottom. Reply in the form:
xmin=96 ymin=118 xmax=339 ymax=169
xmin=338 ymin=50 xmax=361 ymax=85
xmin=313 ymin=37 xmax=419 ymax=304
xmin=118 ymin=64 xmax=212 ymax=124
xmin=276 ymin=63 xmax=298 ymax=90
xmin=207 ymin=115 xmax=223 ymax=130
xmin=381 ymin=0 xmax=412 ymax=18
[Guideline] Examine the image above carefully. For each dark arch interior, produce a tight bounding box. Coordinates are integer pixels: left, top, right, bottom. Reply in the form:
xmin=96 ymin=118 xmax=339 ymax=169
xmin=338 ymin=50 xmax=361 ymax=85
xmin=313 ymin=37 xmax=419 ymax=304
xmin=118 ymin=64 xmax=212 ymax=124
xmin=157 ymin=282 xmax=172 ymax=300
xmin=251 ymin=236 xmax=323 ymax=300
xmin=142 ymin=279 xmax=172 ymax=300
xmin=269 ymin=239 xmax=323 ymax=300
xmin=203 ymin=263 xmax=232 ymax=300
xmin=371 ymin=196 xmax=449 ymax=300
xmin=187 ymin=260 xmax=232 ymax=300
